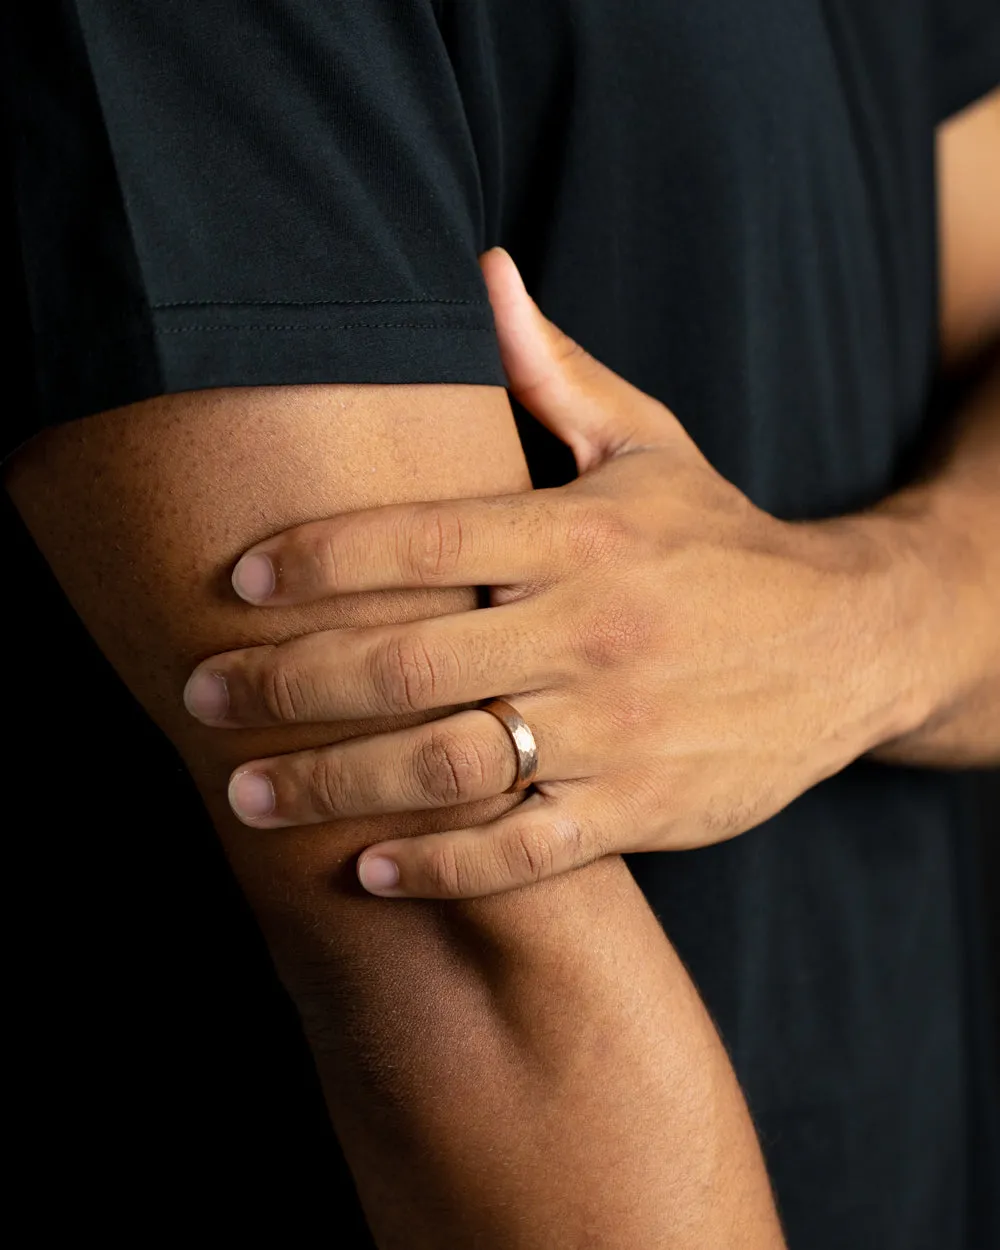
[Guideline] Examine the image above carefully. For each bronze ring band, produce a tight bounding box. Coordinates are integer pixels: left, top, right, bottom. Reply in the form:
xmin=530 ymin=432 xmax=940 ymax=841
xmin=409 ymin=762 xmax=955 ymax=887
xmin=478 ymin=698 xmax=540 ymax=793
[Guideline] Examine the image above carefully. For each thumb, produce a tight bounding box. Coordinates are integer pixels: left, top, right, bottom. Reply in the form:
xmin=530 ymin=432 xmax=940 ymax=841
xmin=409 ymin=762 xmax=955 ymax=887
xmin=480 ymin=247 xmax=671 ymax=473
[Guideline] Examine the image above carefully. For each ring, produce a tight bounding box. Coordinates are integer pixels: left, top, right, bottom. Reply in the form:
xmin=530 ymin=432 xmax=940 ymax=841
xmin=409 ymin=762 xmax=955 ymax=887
xmin=478 ymin=698 xmax=540 ymax=793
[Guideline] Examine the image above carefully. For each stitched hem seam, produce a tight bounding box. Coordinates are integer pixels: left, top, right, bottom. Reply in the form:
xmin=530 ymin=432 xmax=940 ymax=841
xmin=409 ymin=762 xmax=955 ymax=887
xmin=155 ymin=323 xmax=498 ymax=334
xmin=150 ymin=297 xmax=489 ymax=309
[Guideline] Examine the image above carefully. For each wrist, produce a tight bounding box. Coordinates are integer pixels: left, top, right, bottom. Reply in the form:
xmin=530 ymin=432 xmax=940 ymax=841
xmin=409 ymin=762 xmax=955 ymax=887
xmin=825 ymin=486 xmax=993 ymax=755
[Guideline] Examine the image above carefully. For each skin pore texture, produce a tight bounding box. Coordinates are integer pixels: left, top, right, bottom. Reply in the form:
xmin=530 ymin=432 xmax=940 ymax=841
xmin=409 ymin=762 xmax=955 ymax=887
xmin=4 ymin=383 xmax=784 ymax=1249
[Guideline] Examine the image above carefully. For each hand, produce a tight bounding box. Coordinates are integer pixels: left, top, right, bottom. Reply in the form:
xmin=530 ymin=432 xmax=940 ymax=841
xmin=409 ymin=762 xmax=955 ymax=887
xmin=184 ymin=248 xmax=914 ymax=898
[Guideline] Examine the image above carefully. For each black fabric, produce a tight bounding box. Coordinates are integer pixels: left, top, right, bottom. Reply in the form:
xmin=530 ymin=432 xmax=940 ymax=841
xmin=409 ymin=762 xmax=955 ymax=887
xmin=4 ymin=3 xmax=999 ymax=1246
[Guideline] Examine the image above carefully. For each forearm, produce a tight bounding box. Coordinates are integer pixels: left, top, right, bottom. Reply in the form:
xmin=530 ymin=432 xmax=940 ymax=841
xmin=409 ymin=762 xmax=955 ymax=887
xmin=184 ymin=600 xmax=779 ymax=1248
xmin=221 ymin=809 xmax=778 ymax=1249
xmin=853 ymin=349 xmax=1000 ymax=766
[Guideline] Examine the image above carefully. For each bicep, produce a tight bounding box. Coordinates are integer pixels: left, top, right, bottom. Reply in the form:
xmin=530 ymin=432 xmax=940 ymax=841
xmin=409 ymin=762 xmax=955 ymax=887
xmin=937 ymin=86 xmax=1000 ymax=367
xmin=3 ymin=381 xmax=529 ymax=940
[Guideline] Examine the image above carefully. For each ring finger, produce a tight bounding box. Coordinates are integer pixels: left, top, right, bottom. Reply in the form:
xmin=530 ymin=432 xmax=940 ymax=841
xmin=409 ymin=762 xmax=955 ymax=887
xmin=227 ymin=695 xmax=582 ymax=828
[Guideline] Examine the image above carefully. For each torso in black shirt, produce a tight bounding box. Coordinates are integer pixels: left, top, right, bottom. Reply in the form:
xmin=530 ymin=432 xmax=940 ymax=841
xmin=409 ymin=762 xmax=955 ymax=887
xmin=5 ymin=3 xmax=999 ymax=1246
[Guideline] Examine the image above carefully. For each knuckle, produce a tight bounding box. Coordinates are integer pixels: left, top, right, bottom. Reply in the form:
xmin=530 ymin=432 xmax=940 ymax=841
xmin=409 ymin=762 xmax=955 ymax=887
xmin=562 ymin=502 xmax=634 ymax=567
xmin=553 ymin=333 xmax=601 ymax=381
xmin=421 ymin=840 xmax=472 ymax=897
xmin=496 ymin=824 xmax=557 ymax=886
xmin=306 ymin=752 xmax=347 ymax=818
xmin=576 ymin=598 xmax=654 ymax=669
xmin=412 ymin=730 xmax=488 ymax=806
xmin=373 ymin=632 xmax=458 ymax=714
xmin=549 ymin=814 xmax=591 ymax=863
xmin=401 ymin=506 xmax=465 ymax=586
xmin=258 ymin=650 xmax=308 ymax=722
xmin=306 ymin=524 xmax=347 ymax=590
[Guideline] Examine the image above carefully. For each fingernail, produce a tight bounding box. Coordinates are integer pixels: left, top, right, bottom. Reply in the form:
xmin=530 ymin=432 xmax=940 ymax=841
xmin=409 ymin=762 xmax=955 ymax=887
xmin=358 ymin=856 xmax=400 ymax=895
xmin=183 ymin=669 xmax=229 ymax=722
xmin=229 ymin=771 xmax=276 ymax=820
xmin=232 ymin=552 xmax=276 ymax=603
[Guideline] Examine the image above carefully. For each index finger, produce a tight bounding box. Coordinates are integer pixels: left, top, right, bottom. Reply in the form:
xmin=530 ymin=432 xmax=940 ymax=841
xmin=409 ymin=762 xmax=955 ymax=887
xmin=230 ymin=492 xmax=561 ymax=605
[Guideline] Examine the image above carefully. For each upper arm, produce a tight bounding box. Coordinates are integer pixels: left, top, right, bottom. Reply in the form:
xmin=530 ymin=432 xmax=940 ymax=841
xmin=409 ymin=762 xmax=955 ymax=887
xmin=4 ymin=381 xmax=529 ymax=945
xmin=4 ymin=0 xmax=523 ymax=961
xmin=3 ymin=385 xmax=787 ymax=1250
xmin=937 ymin=86 xmax=1000 ymax=366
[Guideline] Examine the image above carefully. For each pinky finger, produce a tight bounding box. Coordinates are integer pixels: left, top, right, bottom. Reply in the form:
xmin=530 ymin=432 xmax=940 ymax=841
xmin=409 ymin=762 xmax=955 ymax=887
xmin=356 ymin=784 xmax=617 ymax=900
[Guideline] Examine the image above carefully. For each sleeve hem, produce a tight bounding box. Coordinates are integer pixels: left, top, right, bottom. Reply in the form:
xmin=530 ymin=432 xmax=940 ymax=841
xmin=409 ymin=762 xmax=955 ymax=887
xmin=28 ymin=302 xmax=508 ymax=437
xmin=936 ymin=11 xmax=1000 ymax=122
xmin=148 ymin=296 xmax=488 ymax=310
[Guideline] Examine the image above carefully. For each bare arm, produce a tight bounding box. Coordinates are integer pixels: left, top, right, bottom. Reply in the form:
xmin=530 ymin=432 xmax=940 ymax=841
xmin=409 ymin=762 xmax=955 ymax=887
xmin=866 ymin=88 xmax=1000 ymax=767
xmin=5 ymin=382 xmax=782 ymax=1248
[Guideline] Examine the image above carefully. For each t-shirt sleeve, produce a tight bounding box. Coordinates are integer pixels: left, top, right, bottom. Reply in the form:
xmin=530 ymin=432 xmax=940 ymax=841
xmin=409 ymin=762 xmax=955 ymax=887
xmin=931 ymin=0 xmax=1000 ymax=122
xmin=5 ymin=1 xmax=504 ymax=461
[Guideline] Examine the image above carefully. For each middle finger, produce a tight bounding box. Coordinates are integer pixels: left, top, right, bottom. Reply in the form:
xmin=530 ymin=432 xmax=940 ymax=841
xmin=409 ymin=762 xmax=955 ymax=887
xmin=184 ymin=600 xmax=560 ymax=727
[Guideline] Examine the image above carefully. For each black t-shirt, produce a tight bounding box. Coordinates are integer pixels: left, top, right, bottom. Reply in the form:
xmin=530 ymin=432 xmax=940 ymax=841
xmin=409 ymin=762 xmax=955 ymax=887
xmin=5 ymin=3 xmax=999 ymax=1246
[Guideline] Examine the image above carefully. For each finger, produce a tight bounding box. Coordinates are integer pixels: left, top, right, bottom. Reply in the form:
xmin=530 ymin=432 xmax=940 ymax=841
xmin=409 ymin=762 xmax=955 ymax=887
xmin=226 ymin=699 xmax=564 ymax=828
xmin=356 ymin=781 xmax=630 ymax=899
xmin=184 ymin=599 xmax=555 ymax=726
xmin=231 ymin=492 xmax=562 ymax=606
xmin=480 ymin=248 xmax=680 ymax=471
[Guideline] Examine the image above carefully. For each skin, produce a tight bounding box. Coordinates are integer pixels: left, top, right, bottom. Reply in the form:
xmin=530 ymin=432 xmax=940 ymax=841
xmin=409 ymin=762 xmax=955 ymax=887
xmin=5 ymin=280 xmax=782 ymax=1248
xmin=180 ymin=91 xmax=1000 ymax=902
